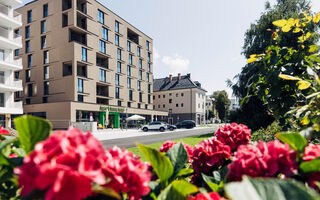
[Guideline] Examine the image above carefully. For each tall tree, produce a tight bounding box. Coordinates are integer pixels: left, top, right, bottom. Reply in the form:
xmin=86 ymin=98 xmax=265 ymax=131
xmin=212 ymin=91 xmax=231 ymax=122
xmin=228 ymin=0 xmax=317 ymax=129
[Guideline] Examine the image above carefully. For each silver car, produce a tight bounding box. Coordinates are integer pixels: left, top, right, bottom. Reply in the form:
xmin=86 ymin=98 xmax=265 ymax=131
xmin=141 ymin=121 xmax=167 ymax=132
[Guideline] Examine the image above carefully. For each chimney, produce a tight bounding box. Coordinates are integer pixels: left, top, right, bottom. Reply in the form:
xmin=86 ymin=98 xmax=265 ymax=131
xmin=187 ymin=73 xmax=191 ymax=78
xmin=169 ymin=74 xmax=172 ymax=82
xmin=178 ymin=73 xmax=181 ymax=81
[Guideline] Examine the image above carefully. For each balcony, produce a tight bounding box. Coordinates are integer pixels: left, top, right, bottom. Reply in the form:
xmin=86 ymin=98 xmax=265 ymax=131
xmin=0 ymin=4 xmax=22 ymax=28
xmin=0 ymin=100 xmax=23 ymax=114
xmin=77 ymin=0 xmax=87 ymax=14
xmin=0 ymin=79 xmax=22 ymax=92
xmin=69 ymin=29 xmax=87 ymax=46
xmin=0 ymin=0 xmax=22 ymax=8
xmin=77 ymin=64 xmax=87 ymax=78
xmin=96 ymin=85 xmax=112 ymax=99
xmin=0 ymin=57 xmax=22 ymax=71
xmin=0 ymin=26 xmax=22 ymax=49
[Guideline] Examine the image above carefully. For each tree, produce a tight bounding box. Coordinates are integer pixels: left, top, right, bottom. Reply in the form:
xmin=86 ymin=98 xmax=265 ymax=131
xmin=211 ymin=91 xmax=231 ymax=122
xmin=228 ymin=0 xmax=317 ymax=129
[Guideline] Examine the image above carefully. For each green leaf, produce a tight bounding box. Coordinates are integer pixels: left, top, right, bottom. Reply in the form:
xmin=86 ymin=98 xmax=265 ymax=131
xmin=14 ymin=115 xmax=52 ymax=154
xmin=300 ymin=159 xmax=320 ymax=174
xmin=176 ymin=168 xmax=194 ymax=177
xmin=166 ymin=142 xmax=188 ymax=178
xmin=202 ymin=174 xmax=223 ymax=192
xmin=276 ymin=132 xmax=307 ymax=152
xmin=157 ymin=180 xmax=198 ymax=200
xmin=137 ymin=143 xmax=173 ymax=182
xmin=91 ymin=184 xmax=121 ymax=200
xmin=225 ymin=177 xmax=320 ymax=200
xmin=309 ymin=45 xmax=319 ymax=53
xmin=0 ymin=137 xmax=17 ymax=152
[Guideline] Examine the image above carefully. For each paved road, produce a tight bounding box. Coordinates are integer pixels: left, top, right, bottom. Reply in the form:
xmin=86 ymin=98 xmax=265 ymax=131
xmin=93 ymin=126 xmax=219 ymax=149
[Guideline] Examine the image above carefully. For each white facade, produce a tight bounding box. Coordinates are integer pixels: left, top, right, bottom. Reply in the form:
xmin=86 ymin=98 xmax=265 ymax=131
xmin=0 ymin=0 xmax=23 ymax=127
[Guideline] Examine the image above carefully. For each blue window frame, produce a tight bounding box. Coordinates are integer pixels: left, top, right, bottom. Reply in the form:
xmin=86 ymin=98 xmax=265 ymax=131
xmin=98 ymin=10 xmax=104 ymax=24
xmin=146 ymin=73 xmax=149 ymax=82
xmin=78 ymin=95 xmax=83 ymax=102
xmin=115 ymin=21 xmax=119 ymax=33
xmin=129 ymin=90 xmax=133 ymax=101
xmin=25 ymin=40 xmax=30 ymax=53
xmin=115 ymin=87 xmax=120 ymax=98
xmin=81 ymin=47 xmax=87 ymax=62
xmin=127 ymin=78 xmax=131 ymax=88
xmin=137 ymin=47 xmax=141 ymax=57
xmin=99 ymin=40 xmax=106 ymax=53
xmin=27 ymin=10 xmax=32 ymax=23
xmin=137 ymin=81 xmax=141 ymax=91
xmin=43 ymin=4 xmax=48 ymax=18
xmin=139 ymin=59 xmax=142 ymax=69
xmin=78 ymin=78 xmax=83 ymax=92
xmin=28 ymin=54 xmax=32 ymax=67
xmin=15 ymin=49 xmax=19 ymax=56
xmin=139 ymin=70 xmax=142 ymax=80
xmin=148 ymin=63 xmax=151 ymax=72
xmin=99 ymin=69 xmax=106 ymax=82
xmin=129 ymin=54 xmax=132 ymax=65
xmin=127 ymin=65 xmax=131 ymax=76
xmin=115 ymin=74 xmax=119 ymax=86
xmin=146 ymin=40 xmax=150 ymax=51
xmin=41 ymin=36 xmax=46 ymax=49
xmin=41 ymin=20 xmax=46 ymax=34
xmin=102 ymin=27 xmax=108 ymax=40
xmin=25 ymin=26 xmax=30 ymax=39
xmin=117 ymin=62 xmax=121 ymax=73
xmin=115 ymin=34 xmax=119 ymax=46
xmin=127 ymin=41 xmax=131 ymax=52
xmin=117 ymin=48 xmax=121 ymax=60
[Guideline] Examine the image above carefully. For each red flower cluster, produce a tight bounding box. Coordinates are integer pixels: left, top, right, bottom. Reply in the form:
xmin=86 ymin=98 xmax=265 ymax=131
xmin=159 ymin=140 xmax=194 ymax=162
xmin=228 ymin=140 xmax=297 ymax=181
xmin=15 ymin=128 xmax=151 ymax=200
xmin=0 ymin=127 xmax=9 ymax=135
xmin=188 ymin=192 xmax=227 ymax=200
xmin=102 ymin=147 xmax=151 ymax=200
xmin=192 ymin=137 xmax=231 ymax=174
xmin=307 ymin=172 xmax=320 ymax=191
xmin=215 ymin=123 xmax=251 ymax=151
xmin=303 ymin=143 xmax=320 ymax=161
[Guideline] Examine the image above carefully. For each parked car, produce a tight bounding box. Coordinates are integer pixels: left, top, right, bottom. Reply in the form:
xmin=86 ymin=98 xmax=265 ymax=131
xmin=175 ymin=120 xmax=196 ymax=129
xmin=141 ymin=121 xmax=167 ymax=132
xmin=164 ymin=122 xmax=177 ymax=131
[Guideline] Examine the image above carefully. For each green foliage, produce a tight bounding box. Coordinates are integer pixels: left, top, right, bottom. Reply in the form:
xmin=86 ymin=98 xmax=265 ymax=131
xmin=225 ymin=177 xmax=320 ymax=200
xmin=211 ymin=90 xmax=231 ymax=122
xmin=276 ymin=132 xmax=307 ymax=152
xmin=300 ymin=158 xmax=320 ymax=174
xmin=14 ymin=115 xmax=52 ymax=154
xmin=251 ymin=121 xmax=281 ymax=142
xmin=166 ymin=142 xmax=189 ymax=180
xmin=157 ymin=180 xmax=198 ymax=200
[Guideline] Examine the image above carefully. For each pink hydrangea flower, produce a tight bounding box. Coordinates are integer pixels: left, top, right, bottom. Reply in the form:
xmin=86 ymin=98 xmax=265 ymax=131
xmin=15 ymin=128 xmax=106 ymax=200
xmin=0 ymin=127 xmax=9 ymax=135
xmin=188 ymin=192 xmax=227 ymax=200
xmin=102 ymin=147 xmax=151 ymax=200
xmin=303 ymin=143 xmax=320 ymax=161
xmin=192 ymin=137 xmax=231 ymax=174
xmin=159 ymin=140 xmax=194 ymax=163
xmin=228 ymin=140 xmax=297 ymax=181
xmin=215 ymin=123 xmax=251 ymax=151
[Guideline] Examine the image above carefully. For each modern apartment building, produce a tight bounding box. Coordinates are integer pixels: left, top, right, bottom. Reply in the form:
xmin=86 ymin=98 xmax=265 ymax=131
xmin=0 ymin=0 xmax=23 ymax=127
xmin=15 ymin=0 xmax=167 ymax=129
xmin=153 ymin=74 xmax=207 ymax=125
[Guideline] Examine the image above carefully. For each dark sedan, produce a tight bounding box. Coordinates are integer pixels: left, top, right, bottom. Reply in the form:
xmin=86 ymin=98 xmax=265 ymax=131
xmin=175 ymin=120 xmax=196 ymax=129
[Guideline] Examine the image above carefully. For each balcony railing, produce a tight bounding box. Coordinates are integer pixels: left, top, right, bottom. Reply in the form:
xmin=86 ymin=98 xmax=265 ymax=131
xmin=0 ymin=26 xmax=22 ymax=44
xmin=0 ymin=3 xmax=9 ymax=16
xmin=0 ymin=4 xmax=22 ymax=24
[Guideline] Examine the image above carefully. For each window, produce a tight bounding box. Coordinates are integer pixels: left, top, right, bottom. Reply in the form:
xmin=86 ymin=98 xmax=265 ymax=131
xmin=148 ymin=84 xmax=151 ymax=93
xmin=137 ymin=47 xmax=141 ymax=57
xmin=176 ymin=93 xmax=178 ymax=97
xmin=78 ymin=78 xmax=83 ymax=93
xmin=26 ymin=69 xmax=30 ymax=82
xmin=28 ymin=84 xmax=33 ymax=97
xmin=63 ymin=63 xmax=72 ymax=76
xmin=129 ymin=90 xmax=133 ymax=101
xmin=138 ymin=103 xmax=141 ymax=109
xmin=62 ymin=13 xmax=68 ymax=27
xmin=169 ymin=99 xmax=172 ymax=103
xmin=28 ymin=54 xmax=32 ymax=67
xmin=25 ymin=26 xmax=30 ymax=38
xmin=0 ymin=50 xmax=3 ymax=61
xmin=26 ymin=99 xmax=31 ymax=104
xmin=44 ymin=82 xmax=49 ymax=95
xmin=127 ymin=65 xmax=131 ymax=76
xmin=145 ymin=104 xmax=148 ymax=109
xmin=158 ymin=95 xmax=160 ymax=98
xmin=99 ymin=69 xmax=106 ymax=82
xmin=15 ymin=71 xmax=20 ymax=80
xmin=163 ymin=104 xmax=165 ymax=108
xmin=44 ymin=66 xmax=49 ymax=80
xmin=163 ymin=95 xmax=165 ymax=98
xmin=148 ymin=52 xmax=151 ymax=63
xmin=0 ymin=93 xmax=4 ymax=107
xmin=117 ymin=62 xmax=121 ymax=73
xmin=41 ymin=20 xmax=46 ymax=34
xmin=127 ymin=102 xmax=131 ymax=107
xmin=118 ymin=100 xmax=121 ymax=106
xmin=98 ymin=10 xmax=104 ymax=24
xmin=148 ymin=63 xmax=151 ymax=72
xmin=14 ymin=29 xmax=19 ymax=36
xmin=139 ymin=59 xmax=142 ymax=69
xmin=15 ymin=49 xmax=19 ymax=56
xmin=169 ymin=93 xmax=172 ymax=96
xmin=0 ymin=72 xmax=4 ymax=84
xmin=137 ymin=81 xmax=141 ymax=91
xmin=158 ymin=105 xmax=160 ymax=108
xmin=115 ymin=87 xmax=120 ymax=98
xmin=99 ymin=40 xmax=106 ymax=53
xmin=115 ymin=34 xmax=119 ymax=46
xmin=43 ymin=51 xmax=49 ymax=64
xmin=139 ymin=70 xmax=142 ymax=80
xmin=148 ymin=94 xmax=151 ymax=104
xmin=81 ymin=47 xmax=87 ymax=62
xmin=127 ymin=41 xmax=131 ymax=52
xmin=78 ymin=95 xmax=84 ymax=102
xmin=102 ymin=27 xmax=108 ymax=40
xmin=41 ymin=36 xmax=46 ymax=49
xmin=117 ymin=48 xmax=121 ymax=60
xmin=43 ymin=4 xmax=48 ymax=18
xmin=27 ymin=10 xmax=32 ymax=23
xmin=62 ymin=0 xmax=72 ymax=11
xmin=146 ymin=73 xmax=149 ymax=82
xmin=139 ymin=92 xmax=142 ymax=102
xmin=181 ymin=93 xmax=184 ymax=97
xmin=25 ymin=40 xmax=30 ymax=53
xmin=115 ymin=21 xmax=119 ymax=33
xmin=176 ymin=104 xmax=179 ymax=107
xmin=43 ymin=97 xmax=48 ymax=103
xmin=127 ymin=78 xmax=131 ymax=88
xmin=146 ymin=40 xmax=150 ymax=51
xmin=129 ymin=54 xmax=133 ymax=65
xmin=198 ymin=103 xmax=200 ymax=108
xmin=115 ymin=74 xmax=119 ymax=86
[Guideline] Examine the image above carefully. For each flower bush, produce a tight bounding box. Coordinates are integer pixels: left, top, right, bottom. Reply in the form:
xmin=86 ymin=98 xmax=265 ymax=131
xmin=159 ymin=140 xmax=194 ymax=162
xmin=188 ymin=192 xmax=227 ymax=200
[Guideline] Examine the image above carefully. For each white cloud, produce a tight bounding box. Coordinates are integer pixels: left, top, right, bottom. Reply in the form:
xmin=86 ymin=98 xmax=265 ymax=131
xmin=161 ymin=54 xmax=190 ymax=75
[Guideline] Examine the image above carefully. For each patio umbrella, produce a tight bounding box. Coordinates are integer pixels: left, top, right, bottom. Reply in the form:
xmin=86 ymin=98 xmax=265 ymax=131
xmin=126 ymin=114 xmax=145 ymax=121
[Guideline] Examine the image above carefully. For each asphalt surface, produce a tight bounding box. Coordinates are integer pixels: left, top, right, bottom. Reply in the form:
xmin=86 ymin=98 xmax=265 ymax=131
xmin=94 ymin=126 xmax=219 ymax=149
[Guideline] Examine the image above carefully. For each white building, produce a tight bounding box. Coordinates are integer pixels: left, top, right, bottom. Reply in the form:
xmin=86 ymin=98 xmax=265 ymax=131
xmin=0 ymin=0 xmax=23 ymax=127
xmin=230 ymin=97 xmax=240 ymax=111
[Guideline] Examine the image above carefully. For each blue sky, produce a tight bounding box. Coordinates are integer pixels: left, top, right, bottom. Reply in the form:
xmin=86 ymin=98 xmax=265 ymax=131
xmin=22 ymin=0 xmax=320 ymax=96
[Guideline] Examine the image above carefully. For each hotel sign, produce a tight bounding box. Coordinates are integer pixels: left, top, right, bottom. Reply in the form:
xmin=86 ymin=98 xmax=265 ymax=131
xmin=100 ymin=106 xmax=125 ymax=113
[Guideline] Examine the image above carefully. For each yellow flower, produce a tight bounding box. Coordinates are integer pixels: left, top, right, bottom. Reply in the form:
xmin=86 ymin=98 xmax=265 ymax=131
xmin=272 ymin=19 xmax=287 ymax=27
xmin=297 ymin=80 xmax=311 ymax=90
xmin=313 ymin=13 xmax=320 ymax=23
xmin=301 ymin=116 xmax=310 ymax=125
